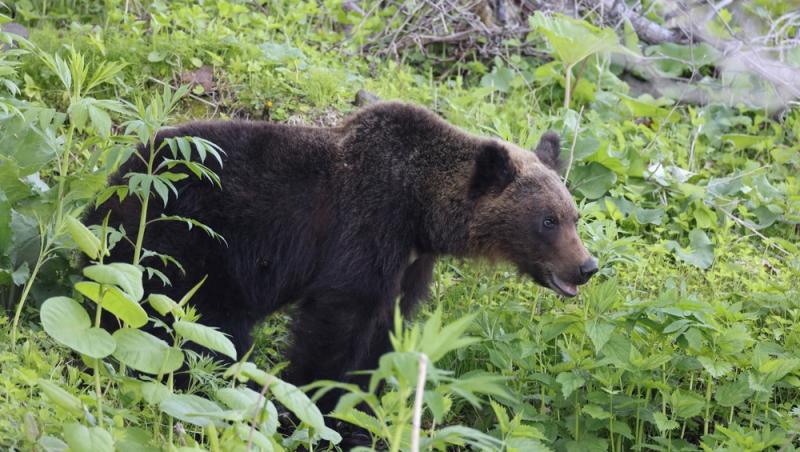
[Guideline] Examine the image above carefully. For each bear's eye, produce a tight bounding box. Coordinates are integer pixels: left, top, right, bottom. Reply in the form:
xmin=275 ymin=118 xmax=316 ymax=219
xmin=543 ymin=217 xmax=557 ymax=229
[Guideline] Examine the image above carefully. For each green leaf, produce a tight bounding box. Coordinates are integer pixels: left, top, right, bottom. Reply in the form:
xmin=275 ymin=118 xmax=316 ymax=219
xmin=270 ymin=377 xmax=341 ymax=444
xmin=715 ymin=378 xmax=752 ymax=407
xmin=665 ymin=229 xmax=715 ymax=269
xmin=670 ymin=389 xmax=705 ymax=419
xmin=215 ymin=387 xmax=261 ymax=414
xmin=174 ymin=320 xmax=237 ymax=360
xmin=582 ymin=404 xmax=612 ymax=419
xmin=75 ymin=281 xmax=148 ymax=328
xmin=141 ymin=381 xmax=172 ymax=405
xmin=160 ymin=394 xmax=226 ymax=427
xmin=148 ymin=294 xmax=184 ymax=317
xmin=88 ymin=104 xmax=112 ymax=137
xmin=721 ymin=133 xmax=768 ymax=150
xmin=40 ymin=296 xmax=115 ymax=359
xmin=65 ymin=216 xmax=101 ymax=259
xmin=38 ymin=435 xmax=69 ymax=452
xmin=112 ymin=329 xmax=184 ymax=375
xmin=652 ymin=412 xmax=678 ymax=433
xmin=697 ymin=356 xmax=732 ymax=378
xmin=331 ymin=409 xmax=384 ymax=436
xmin=480 ymin=65 xmax=515 ymax=93
xmin=556 ymin=371 xmax=585 ymax=399
xmin=421 ymin=310 xmax=480 ymax=362
xmin=62 ymin=423 xmax=114 ymax=452
xmin=585 ymin=319 xmax=615 ymax=353
xmin=83 ymin=263 xmax=144 ymax=301
xmin=634 ymin=207 xmax=664 ymax=225
xmin=529 ymin=12 xmax=628 ymax=67
xmin=37 ymin=379 xmax=83 ymax=415
xmin=570 ymin=162 xmax=617 ymax=200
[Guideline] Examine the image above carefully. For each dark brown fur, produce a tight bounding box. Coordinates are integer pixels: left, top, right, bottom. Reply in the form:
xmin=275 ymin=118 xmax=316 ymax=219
xmin=88 ymin=101 xmax=596 ymax=413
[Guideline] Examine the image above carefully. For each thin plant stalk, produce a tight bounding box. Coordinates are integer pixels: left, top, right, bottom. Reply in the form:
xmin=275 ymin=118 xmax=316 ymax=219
xmin=11 ymin=124 xmax=77 ymax=345
xmin=411 ymin=353 xmax=428 ymax=452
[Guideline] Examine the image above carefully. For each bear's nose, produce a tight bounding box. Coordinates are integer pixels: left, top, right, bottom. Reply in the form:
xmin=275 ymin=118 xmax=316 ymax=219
xmin=579 ymin=257 xmax=598 ymax=281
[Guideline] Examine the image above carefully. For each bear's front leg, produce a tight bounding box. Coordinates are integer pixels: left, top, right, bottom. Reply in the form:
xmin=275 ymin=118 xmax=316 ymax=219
xmin=284 ymin=292 xmax=395 ymax=414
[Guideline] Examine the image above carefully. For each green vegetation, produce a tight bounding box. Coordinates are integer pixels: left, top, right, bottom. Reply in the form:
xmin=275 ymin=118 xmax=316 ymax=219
xmin=1 ymin=1 xmax=799 ymax=450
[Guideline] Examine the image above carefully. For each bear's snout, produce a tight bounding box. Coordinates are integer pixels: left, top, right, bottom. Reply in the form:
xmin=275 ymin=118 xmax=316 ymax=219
xmin=578 ymin=257 xmax=598 ymax=283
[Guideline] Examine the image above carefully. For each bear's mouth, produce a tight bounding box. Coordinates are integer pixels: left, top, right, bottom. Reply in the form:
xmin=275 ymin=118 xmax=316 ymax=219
xmin=548 ymin=273 xmax=578 ymax=297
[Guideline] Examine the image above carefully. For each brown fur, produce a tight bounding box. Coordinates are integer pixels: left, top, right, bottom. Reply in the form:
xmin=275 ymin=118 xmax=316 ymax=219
xmin=89 ymin=101 xmax=596 ymax=417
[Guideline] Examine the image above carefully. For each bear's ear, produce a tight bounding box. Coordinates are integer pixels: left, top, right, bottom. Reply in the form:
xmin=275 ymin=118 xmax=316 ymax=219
xmin=469 ymin=142 xmax=517 ymax=200
xmin=535 ymin=131 xmax=563 ymax=172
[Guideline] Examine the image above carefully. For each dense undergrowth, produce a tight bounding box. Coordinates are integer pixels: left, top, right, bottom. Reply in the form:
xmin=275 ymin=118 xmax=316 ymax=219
xmin=1 ymin=0 xmax=799 ymax=451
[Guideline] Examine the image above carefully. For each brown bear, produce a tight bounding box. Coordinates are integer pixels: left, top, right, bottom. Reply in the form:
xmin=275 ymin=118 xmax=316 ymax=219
xmin=89 ymin=101 xmax=597 ymax=412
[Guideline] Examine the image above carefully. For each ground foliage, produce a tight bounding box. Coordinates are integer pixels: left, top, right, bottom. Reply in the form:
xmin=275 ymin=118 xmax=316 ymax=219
xmin=0 ymin=0 xmax=799 ymax=451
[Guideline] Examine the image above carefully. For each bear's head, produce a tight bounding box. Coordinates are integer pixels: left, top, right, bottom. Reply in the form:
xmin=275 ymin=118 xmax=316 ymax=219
xmin=466 ymin=132 xmax=598 ymax=297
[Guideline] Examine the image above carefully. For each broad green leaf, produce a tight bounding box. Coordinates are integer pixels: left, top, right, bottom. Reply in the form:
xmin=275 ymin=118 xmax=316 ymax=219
xmin=215 ymin=387 xmax=262 ymax=413
xmin=670 ymin=389 xmax=705 ymax=419
xmin=652 ymin=412 xmax=678 ymax=433
xmin=141 ymin=381 xmax=172 ymax=405
xmin=717 ymin=324 xmax=752 ymax=355
xmin=570 ymin=162 xmax=617 ymax=200
xmin=37 ymin=379 xmax=83 ymax=415
xmin=480 ymin=65 xmax=515 ymax=93
xmin=529 ymin=12 xmax=627 ymax=67
xmin=715 ymin=379 xmax=752 ymax=407
xmin=159 ymin=394 xmax=226 ymax=427
xmin=38 ymin=435 xmax=69 ymax=452
xmin=330 ymin=409 xmax=384 ymax=436
xmin=65 ymin=216 xmax=101 ymax=259
xmin=62 ymin=423 xmax=114 ymax=452
xmin=115 ymin=427 xmax=158 ymax=452
xmin=585 ymin=319 xmax=615 ymax=353
xmin=75 ymin=281 xmax=148 ymax=328
xmin=40 ymin=296 xmax=115 ymax=359
xmin=83 ymin=263 xmax=144 ymax=301
xmin=619 ymin=94 xmax=676 ymax=120
xmin=698 ymin=356 xmax=732 ymax=378
xmin=665 ymin=229 xmax=714 ymax=269
xmin=88 ymin=104 xmax=112 ymax=137
xmin=599 ymin=334 xmax=633 ymax=370
xmin=112 ymin=329 xmax=184 ymax=375
xmin=635 ymin=207 xmax=664 ymax=225
xmin=556 ymin=371 xmax=585 ymax=399
xmin=174 ymin=320 xmax=237 ymax=360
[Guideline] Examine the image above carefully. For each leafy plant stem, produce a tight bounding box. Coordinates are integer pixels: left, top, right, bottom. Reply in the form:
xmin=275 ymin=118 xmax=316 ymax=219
xmin=133 ymin=137 xmax=157 ymax=265
xmin=54 ymin=125 xmax=76 ymax=230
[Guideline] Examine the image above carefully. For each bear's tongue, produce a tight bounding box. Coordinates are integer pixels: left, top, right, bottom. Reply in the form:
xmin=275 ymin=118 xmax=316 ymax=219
xmin=552 ymin=274 xmax=578 ymax=297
